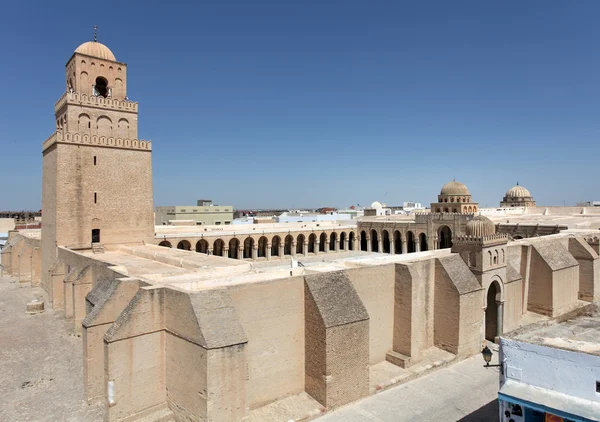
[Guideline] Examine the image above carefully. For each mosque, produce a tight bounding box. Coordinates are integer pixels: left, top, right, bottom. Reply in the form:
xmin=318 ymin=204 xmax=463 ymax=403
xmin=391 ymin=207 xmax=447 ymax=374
xmin=2 ymin=37 xmax=600 ymax=422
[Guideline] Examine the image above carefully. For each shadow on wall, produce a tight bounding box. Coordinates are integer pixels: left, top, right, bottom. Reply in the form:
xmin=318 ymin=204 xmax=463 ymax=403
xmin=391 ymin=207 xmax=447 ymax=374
xmin=457 ymin=399 xmax=498 ymax=422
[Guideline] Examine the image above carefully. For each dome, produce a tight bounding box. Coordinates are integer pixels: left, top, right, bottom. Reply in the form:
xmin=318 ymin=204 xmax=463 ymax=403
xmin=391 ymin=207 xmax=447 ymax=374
xmin=465 ymin=216 xmax=495 ymax=237
xmin=440 ymin=180 xmax=470 ymax=196
xmin=74 ymin=41 xmax=116 ymax=61
xmin=370 ymin=201 xmax=383 ymax=209
xmin=505 ymin=184 xmax=531 ymax=199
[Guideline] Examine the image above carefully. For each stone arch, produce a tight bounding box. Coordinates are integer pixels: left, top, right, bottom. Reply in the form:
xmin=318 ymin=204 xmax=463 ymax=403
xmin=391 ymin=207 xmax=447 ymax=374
xmin=419 ymin=233 xmax=428 ymax=251
xmin=284 ymin=235 xmax=293 ymax=255
xmin=407 ymin=231 xmax=415 ymax=253
xmin=318 ymin=232 xmax=326 ymax=252
xmin=158 ymin=240 xmax=171 ymax=248
xmin=196 ymin=239 xmax=209 ymax=254
xmin=257 ymin=236 xmax=268 ymax=258
xmin=271 ymin=235 xmax=281 ymax=257
xmin=493 ymin=249 xmax=498 ymax=265
xmin=80 ymin=71 xmax=89 ymax=92
xmin=502 ymin=249 xmax=505 ymax=263
xmin=382 ymin=230 xmax=390 ymax=253
xmin=485 ymin=279 xmax=504 ymax=342
xmin=370 ymin=229 xmax=379 ymax=252
xmin=177 ymin=240 xmax=191 ymax=251
xmin=329 ymin=232 xmax=337 ymax=251
xmin=360 ymin=230 xmax=368 ymax=251
xmin=436 ymin=208 xmax=441 ymax=212
xmin=296 ymin=234 xmax=305 ymax=254
xmin=393 ymin=230 xmax=402 ymax=254
xmin=78 ymin=113 xmax=91 ymax=134
xmin=443 ymin=207 xmax=449 ymax=212
xmin=488 ymin=250 xmax=493 ymax=266
xmin=243 ymin=237 xmax=254 ymax=259
xmin=339 ymin=232 xmax=346 ymax=251
xmin=118 ymin=118 xmax=129 ymax=138
xmin=97 ymin=116 xmax=112 ymax=137
xmin=439 ymin=226 xmax=452 ymax=249
xmin=308 ymin=233 xmax=317 ymax=254
xmin=229 ymin=238 xmax=239 ymax=259
xmin=115 ymin=78 xmax=123 ymax=97
xmin=213 ymin=239 xmax=225 ymax=256
xmin=452 ymin=208 xmax=457 ymax=213
xmin=349 ymin=232 xmax=355 ymax=251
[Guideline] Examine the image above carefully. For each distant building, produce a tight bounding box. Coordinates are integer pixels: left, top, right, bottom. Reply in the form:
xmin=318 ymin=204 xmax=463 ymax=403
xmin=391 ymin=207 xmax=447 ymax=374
xmin=276 ymin=211 xmax=352 ymax=223
xmin=155 ymin=200 xmax=233 ymax=225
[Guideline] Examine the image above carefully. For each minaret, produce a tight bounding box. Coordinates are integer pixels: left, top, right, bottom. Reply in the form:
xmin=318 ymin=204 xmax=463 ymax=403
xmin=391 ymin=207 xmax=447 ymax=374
xmin=41 ymin=34 xmax=154 ymax=299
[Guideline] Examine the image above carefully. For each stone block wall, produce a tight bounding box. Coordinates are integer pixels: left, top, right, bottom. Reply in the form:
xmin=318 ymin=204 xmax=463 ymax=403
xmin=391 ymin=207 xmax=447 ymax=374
xmin=304 ymin=272 xmax=369 ymax=409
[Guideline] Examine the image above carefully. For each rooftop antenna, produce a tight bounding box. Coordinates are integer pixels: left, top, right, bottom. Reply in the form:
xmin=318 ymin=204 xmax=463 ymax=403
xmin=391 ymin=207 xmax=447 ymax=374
xmin=93 ymin=25 xmax=98 ymax=42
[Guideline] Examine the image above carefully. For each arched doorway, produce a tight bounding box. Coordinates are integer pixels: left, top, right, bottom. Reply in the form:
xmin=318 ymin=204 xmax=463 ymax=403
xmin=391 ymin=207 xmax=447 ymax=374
xmin=297 ymin=234 xmax=305 ymax=254
xmin=349 ymin=232 xmax=355 ymax=250
xmin=319 ymin=233 xmax=327 ymax=252
xmin=158 ymin=240 xmax=171 ymax=248
xmin=419 ymin=233 xmax=428 ymax=251
xmin=284 ymin=235 xmax=293 ymax=255
xmin=407 ymin=231 xmax=415 ymax=253
xmin=243 ymin=237 xmax=253 ymax=259
xmin=196 ymin=239 xmax=209 ymax=254
xmin=339 ymin=232 xmax=346 ymax=251
xmin=439 ymin=226 xmax=452 ymax=249
xmin=271 ymin=236 xmax=281 ymax=257
xmin=229 ymin=238 xmax=239 ymax=259
xmin=382 ymin=230 xmax=390 ymax=253
xmin=485 ymin=281 xmax=502 ymax=342
xmin=393 ymin=231 xmax=402 ymax=254
xmin=213 ymin=239 xmax=224 ymax=257
xmin=329 ymin=232 xmax=336 ymax=251
xmin=307 ymin=234 xmax=316 ymax=253
xmin=258 ymin=236 xmax=268 ymax=258
xmin=371 ymin=230 xmax=379 ymax=252
xmin=360 ymin=231 xmax=368 ymax=251
xmin=177 ymin=240 xmax=191 ymax=251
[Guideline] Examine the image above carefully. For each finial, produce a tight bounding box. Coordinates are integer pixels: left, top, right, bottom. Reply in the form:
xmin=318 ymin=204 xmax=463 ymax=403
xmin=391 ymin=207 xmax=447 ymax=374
xmin=93 ymin=25 xmax=98 ymax=42
xmin=517 ymin=181 xmax=519 ymax=186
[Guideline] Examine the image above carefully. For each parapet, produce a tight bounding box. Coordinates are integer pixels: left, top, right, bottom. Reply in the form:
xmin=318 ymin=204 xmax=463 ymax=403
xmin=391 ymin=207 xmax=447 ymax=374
xmin=453 ymin=233 xmax=509 ymax=247
xmin=43 ymin=131 xmax=152 ymax=152
xmin=415 ymin=212 xmax=472 ymax=223
xmin=54 ymin=91 xmax=138 ymax=114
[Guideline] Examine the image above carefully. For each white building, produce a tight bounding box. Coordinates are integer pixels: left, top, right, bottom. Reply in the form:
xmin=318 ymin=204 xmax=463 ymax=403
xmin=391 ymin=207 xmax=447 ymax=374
xmin=276 ymin=211 xmax=353 ymax=223
xmin=498 ymin=312 xmax=600 ymax=422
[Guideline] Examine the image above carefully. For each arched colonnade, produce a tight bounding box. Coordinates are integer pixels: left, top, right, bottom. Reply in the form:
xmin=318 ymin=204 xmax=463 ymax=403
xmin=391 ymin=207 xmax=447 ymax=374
xmin=158 ymin=230 xmax=358 ymax=260
xmin=357 ymin=225 xmax=453 ymax=254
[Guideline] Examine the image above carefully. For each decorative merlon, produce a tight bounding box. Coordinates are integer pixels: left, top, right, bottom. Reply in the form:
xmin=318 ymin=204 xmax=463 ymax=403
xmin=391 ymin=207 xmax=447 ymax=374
xmin=43 ymin=131 xmax=152 ymax=152
xmin=55 ymin=91 xmax=138 ymax=113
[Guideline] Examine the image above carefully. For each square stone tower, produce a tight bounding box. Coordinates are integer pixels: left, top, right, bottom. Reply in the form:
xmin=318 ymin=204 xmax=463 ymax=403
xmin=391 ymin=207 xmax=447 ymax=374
xmin=41 ymin=39 xmax=154 ymax=290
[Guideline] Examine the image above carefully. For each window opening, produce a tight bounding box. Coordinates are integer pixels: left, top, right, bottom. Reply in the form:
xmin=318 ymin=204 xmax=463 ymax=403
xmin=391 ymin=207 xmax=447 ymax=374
xmin=93 ymin=156 xmax=97 ymax=166
xmin=94 ymin=192 xmax=97 ymax=203
xmin=93 ymin=77 xmax=109 ymax=97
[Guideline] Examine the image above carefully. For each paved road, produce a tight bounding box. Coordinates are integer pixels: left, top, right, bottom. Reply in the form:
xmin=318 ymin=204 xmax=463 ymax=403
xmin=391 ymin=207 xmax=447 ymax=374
xmin=318 ymin=351 xmax=500 ymax=422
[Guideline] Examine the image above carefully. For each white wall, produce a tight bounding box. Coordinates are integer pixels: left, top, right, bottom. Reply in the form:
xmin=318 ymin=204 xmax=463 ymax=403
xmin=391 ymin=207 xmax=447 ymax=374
xmin=500 ymin=337 xmax=600 ymax=403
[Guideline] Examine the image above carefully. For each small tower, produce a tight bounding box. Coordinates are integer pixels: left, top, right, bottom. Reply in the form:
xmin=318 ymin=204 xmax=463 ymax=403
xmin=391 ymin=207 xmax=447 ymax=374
xmin=41 ymin=35 xmax=154 ymax=291
xmin=451 ymin=216 xmax=508 ymax=342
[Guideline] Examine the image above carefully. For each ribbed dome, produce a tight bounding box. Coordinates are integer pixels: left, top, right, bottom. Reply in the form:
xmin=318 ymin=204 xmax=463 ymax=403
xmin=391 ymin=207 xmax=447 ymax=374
xmin=370 ymin=201 xmax=383 ymax=209
xmin=466 ymin=216 xmax=495 ymax=237
xmin=506 ymin=184 xmax=531 ymax=198
xmin=74 ymin=41 xmax=116 ymax=61
xmin=440 ymin=180 xmax=470 ymax=196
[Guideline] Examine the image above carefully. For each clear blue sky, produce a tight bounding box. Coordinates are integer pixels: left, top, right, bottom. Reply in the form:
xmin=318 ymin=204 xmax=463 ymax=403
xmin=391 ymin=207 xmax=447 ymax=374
xmin=1 ymin=1 xmax=598 ymax=210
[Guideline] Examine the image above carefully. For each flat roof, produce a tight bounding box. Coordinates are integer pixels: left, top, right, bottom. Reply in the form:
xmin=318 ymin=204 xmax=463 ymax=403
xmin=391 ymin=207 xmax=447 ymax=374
xmin=507 ymin=306 xmax=600 ymax=356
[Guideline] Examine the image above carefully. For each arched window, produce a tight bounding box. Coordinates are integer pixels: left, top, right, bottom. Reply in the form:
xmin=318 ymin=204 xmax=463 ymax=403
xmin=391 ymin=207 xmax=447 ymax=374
xmin=488 ymin=251 xmax=493 ymax=266
xmin=93 ymin=76 xmax=109 ymax=97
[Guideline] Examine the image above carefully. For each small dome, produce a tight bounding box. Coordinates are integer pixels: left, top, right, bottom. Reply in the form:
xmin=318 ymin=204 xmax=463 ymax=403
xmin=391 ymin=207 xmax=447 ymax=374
xmin=370 ymin=201 xmax=383 ymax=209
xmin=506 ymin=184 xmax=531 ymax=198
xmin=466 ymin=216 xmax=495 ymax=237
xmin=440 ymin=180 xmax=470 ymax=196
xmin=74 ymin=41 xmax=116 ymax=61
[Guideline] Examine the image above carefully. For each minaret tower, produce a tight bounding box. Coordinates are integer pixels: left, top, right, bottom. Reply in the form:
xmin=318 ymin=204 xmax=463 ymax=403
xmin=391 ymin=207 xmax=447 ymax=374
xmin=41 ymin=32 xmax=154 ymax=293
